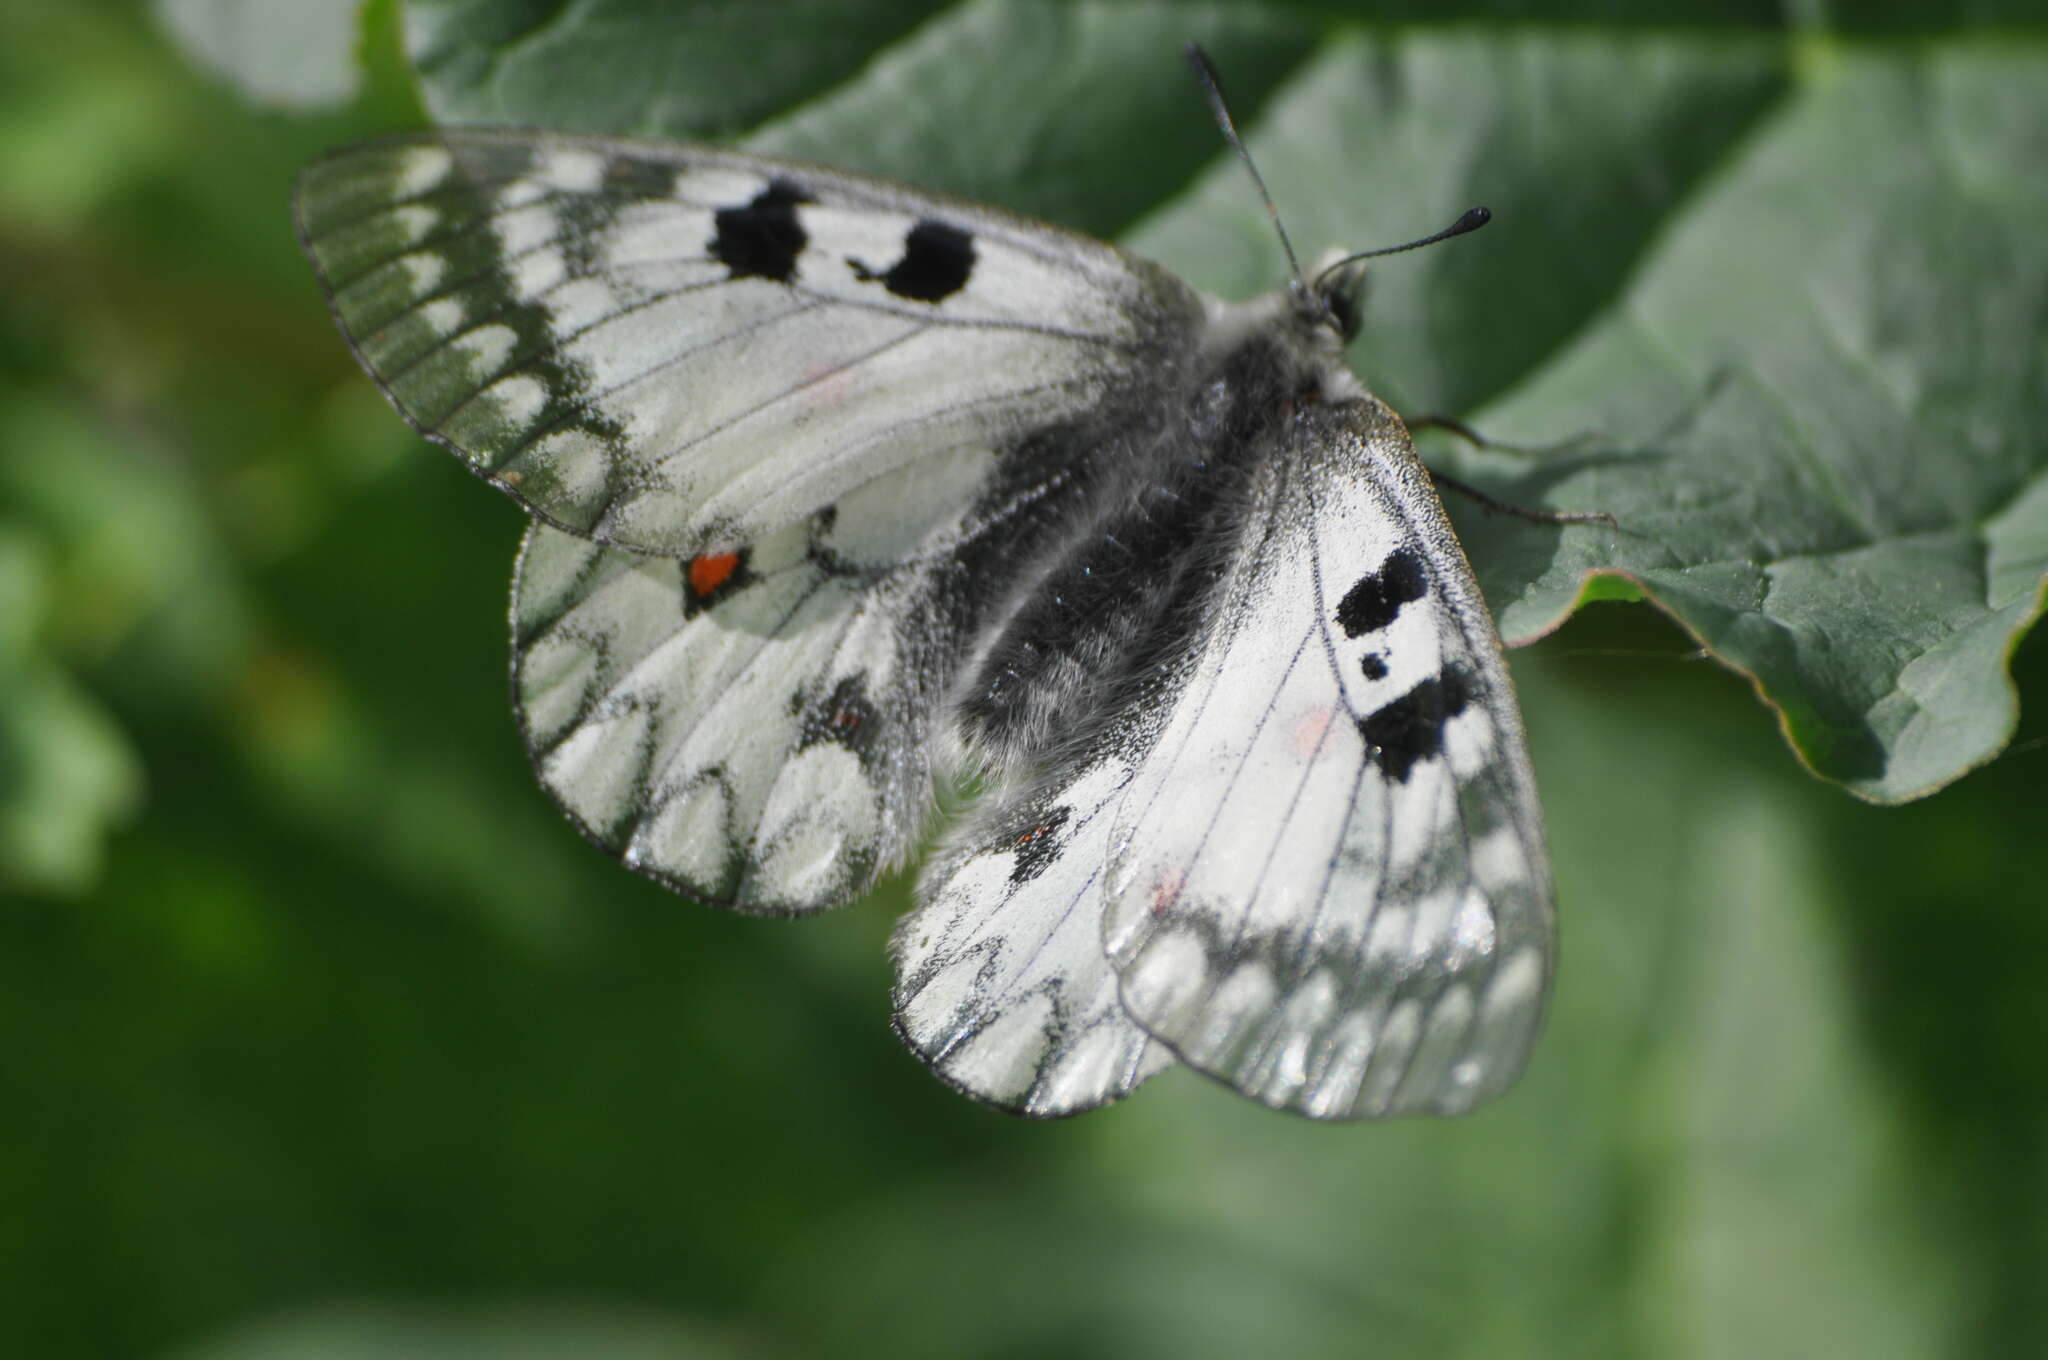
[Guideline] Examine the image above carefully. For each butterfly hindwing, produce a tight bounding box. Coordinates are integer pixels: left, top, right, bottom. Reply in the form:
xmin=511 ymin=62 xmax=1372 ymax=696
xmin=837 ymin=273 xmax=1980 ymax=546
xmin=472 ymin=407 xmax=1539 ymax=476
xmin=509 ymin=423 xmax=1136 ymax=916
xmin=1100 ymin=400 xmax=1554 ymax=1119
xmin=892 ymin=758 xmax=1173 ymax=1116
xmin=511 ymin=445 xmax=1009 ymax=914
xmin=294 ymin=131 xmax=1204 ymax=557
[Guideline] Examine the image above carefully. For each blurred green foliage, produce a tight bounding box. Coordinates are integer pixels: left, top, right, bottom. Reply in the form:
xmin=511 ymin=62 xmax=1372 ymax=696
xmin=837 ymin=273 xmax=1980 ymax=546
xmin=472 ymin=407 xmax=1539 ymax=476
xmin=2 ymin=3 xmax=2045 ymax=1359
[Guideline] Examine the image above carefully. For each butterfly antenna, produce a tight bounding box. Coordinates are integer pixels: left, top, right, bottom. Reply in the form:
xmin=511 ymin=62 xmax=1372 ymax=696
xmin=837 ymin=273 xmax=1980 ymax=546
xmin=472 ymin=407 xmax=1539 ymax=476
xmin=1311 ymin=207 xmax=1493 ymax=292
xmin=1185 ymin=41 xmax=1306 ymax=291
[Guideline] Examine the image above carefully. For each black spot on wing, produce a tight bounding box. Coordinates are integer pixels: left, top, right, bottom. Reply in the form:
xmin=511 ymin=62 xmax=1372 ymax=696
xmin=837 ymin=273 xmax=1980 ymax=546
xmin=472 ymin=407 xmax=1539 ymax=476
xmin=709 ymin=179 xmax=812 ymax=283
xmin=1359 ymin=652 xmax=1388 ymax=681
xmin=1336 ymin=548 xmax=1428 ymax=637
xmin=796 ymin=674 xmax=880 ymax=758
xmin=850 ymin=219 xmax=975 ymax=303
xmin=1356 ymin=666 xmax=1472 ymax=782
xmin=1005 ymin=805 xmax=1072 ymax=886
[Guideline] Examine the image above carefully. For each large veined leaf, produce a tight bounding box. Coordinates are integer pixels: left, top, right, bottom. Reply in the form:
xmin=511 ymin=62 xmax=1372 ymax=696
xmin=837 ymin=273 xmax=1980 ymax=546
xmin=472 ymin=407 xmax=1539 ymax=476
xmin=1456 ymin=48 xmax=2047 ymax=804
xmin=398 ymin=0 xmax=2045 ymax=804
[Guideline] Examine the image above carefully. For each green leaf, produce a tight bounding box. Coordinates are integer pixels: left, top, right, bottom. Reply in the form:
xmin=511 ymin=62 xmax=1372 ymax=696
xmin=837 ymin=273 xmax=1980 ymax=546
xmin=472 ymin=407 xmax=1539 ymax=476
xmin=1447 ymin=45 xmax=2048 ymax=803
xmin=1624 ymin=775 xmax=1964 ymax=1357
xmin=152 ymin=0 xmax=362 ymax=109
xmin=406 ymin=0 xmax=957 ymax=136
xmin=743 ymin=2 xmax=1315 ymax=238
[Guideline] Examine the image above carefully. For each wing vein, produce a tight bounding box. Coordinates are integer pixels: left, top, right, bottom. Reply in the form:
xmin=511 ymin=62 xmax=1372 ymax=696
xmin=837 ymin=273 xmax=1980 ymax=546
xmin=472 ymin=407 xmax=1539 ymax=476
xmin=430 ymin=297 xmax=828 ymax=449
xmin=372 ymin=262 xmax=716 ymax=390
xmin=301 ymin=163 xmax=536 ymax=241
xmin=727 ymin=583 xmax=900 ymax=904
xmin=642 ymin=320 xmax=933 ymax=471
xmin=315 ymin=185 xmax=599 ymax=294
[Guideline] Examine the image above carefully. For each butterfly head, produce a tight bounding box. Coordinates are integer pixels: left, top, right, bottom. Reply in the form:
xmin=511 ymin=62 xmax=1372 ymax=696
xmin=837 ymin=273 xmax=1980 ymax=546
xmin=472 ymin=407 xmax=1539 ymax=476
xmin=1184 ymin=41 xmax=1490 ymax=351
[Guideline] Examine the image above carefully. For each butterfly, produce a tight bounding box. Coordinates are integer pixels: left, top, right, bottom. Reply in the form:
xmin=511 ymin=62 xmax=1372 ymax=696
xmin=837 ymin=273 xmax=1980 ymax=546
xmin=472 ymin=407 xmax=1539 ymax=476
xmin=293 ymin=53 xmax=1555 ymax=1121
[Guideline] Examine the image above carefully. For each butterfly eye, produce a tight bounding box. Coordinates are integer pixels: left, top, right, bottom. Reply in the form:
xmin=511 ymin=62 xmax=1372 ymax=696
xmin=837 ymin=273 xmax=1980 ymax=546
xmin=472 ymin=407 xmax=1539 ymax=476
xmin=1324 ymin=284 xmax=1362 ymax=341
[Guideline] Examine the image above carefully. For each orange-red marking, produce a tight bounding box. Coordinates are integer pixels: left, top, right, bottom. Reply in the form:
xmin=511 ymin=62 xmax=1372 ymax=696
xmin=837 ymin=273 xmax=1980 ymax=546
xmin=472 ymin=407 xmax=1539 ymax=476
xmin=1148 ymin=868 xmax=1186 ymax=918
xmin=687 ymin=551 xmax=742 ymax=599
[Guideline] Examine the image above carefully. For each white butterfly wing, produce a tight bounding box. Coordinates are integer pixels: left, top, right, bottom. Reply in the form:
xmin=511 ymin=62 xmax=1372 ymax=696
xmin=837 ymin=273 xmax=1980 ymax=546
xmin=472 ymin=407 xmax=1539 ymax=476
xmin=1102 ymin=401 xmax=1555 ymax=1119
xmin=892 ymin=759 xmax=1173 ymax=1116
xmin=513 ymin=443 xmax=1028 ymax=915
xmin=294 ymin=131 xmax=1203 ymax=556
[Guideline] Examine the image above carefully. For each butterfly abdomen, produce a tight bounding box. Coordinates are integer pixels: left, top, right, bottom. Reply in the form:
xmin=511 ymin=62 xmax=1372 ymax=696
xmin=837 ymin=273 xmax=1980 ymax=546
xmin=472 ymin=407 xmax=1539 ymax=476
xmin=954 ymin=457 xmax=1245 ymax=769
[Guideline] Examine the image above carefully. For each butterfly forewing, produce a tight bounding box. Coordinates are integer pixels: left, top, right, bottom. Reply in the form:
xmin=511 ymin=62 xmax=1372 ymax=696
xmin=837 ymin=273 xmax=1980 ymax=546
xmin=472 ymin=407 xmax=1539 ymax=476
xmin=294 ymin=132 xmax=1203 ymax=557
xmin=1101 ymin=402 xmax=1554 ymax=1118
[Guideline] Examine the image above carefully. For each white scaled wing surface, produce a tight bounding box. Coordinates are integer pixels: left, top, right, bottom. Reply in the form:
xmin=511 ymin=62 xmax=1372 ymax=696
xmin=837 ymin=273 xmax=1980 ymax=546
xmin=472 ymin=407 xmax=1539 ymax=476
xmin=893 ymin=758 xmax=1171 ymax=1116
xmin=293 ymin=132 xmax=1200 ymax=556
xmin=509 ymin=454 xmax=965 ymax=917
xmin=1101 ymin=402 xmax=1555 ymax=1119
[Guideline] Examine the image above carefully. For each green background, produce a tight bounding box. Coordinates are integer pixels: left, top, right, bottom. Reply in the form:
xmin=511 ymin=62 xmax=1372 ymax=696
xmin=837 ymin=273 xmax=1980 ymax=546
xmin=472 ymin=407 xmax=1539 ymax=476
xmin=3 ymin=2 xmax=2045 ymax=1357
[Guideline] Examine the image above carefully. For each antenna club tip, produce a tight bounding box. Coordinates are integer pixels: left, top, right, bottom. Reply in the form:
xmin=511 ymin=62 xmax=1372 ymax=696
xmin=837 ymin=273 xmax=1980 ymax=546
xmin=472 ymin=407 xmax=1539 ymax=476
xmin=1460 ymin=206 xmax=1492 ymax=231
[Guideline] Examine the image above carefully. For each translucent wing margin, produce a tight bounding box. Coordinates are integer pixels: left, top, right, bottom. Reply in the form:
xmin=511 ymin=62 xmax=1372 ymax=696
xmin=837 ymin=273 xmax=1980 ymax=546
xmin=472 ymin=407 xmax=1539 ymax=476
xmin=294 ymin=131 xmax=1201 ymax=556
xmin=1102 ymin=401 xmax=1555 ymax=1119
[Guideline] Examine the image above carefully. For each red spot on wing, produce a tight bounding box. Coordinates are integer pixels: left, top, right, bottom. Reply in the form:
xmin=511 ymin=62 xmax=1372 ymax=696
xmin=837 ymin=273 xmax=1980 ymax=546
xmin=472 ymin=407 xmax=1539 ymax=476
xmin=688 ymin=551 xmax=742 ymax=600
xmin=1293 ymin=706 xmax=1337 ymax=758
xmin=1149 ymin=868 xmax=1186 ymax=918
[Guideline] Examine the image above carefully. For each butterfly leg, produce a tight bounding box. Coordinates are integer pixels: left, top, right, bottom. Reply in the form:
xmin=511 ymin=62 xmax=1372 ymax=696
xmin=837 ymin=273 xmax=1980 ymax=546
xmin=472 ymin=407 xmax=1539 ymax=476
xmin=1403 ymin=413 xmax=1615 ymax=526
xmin=1404 ymin=413 xmax=1599 ymax=459
xmin=1411 ymin=361 xmax=1737 ymax=458
xmin=1426 ymin=468 xmax=1617 ymax=528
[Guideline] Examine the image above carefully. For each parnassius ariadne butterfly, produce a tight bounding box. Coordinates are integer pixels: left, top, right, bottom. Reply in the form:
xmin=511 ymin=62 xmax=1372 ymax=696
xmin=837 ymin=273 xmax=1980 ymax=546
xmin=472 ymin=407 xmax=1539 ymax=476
xmin=294 ymin=55 xmax=1555 ymax=1121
